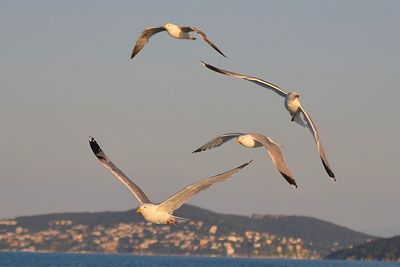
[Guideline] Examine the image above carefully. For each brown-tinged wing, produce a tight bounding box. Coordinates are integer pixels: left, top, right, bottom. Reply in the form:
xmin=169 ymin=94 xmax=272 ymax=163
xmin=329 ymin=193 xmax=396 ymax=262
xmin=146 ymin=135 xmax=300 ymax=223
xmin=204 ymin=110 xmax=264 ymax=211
xmin=192 ymin=133 xmax=243 ymax=153
xmin=158 ymin=161 xmax=252 ymax=213
xmin=88 ymin=137 xmax=151 ymax=205
xmin=201 ymin=61 xmax=288 ymax=97
xmin=187 ymin=27 xmax=226 ymax=57
xmin=251 ymin=133 xmax=297 ymax=188
xmin=130 ymin=27 xmax=166 ymax=59
xmin=298 ymin=106 xmax=335 ymax=180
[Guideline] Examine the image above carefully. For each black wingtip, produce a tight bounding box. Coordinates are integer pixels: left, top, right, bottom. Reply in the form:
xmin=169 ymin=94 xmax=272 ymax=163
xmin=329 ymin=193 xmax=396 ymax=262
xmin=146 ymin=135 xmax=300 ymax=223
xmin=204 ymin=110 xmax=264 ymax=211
xmin=279 ymin=171 xmax=298 ymax=188
xmin=130 ymin=49 xmax=138 ymax=59
xmin=200 ymin=61 xmax=226 ymax=75
xmin=241 ymin=159 xmax=253 ymax=169
xmin=212 ymin=45 xmax=226 ymax=58
xmin=192 ymin=147 xmax=204 ymax=153
xmin=215 ymin=49 xmax=227 ymax=58
xmin=321 ymin=157 xmax=335 ymax=181
xmin=88 ymin=136 xmax=103 ymax=157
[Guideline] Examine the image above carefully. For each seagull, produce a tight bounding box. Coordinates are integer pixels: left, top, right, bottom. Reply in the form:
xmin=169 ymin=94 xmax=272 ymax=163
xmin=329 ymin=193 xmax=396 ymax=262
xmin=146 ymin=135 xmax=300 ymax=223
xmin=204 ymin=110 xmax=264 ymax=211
xmin=130 ymin=23 xmax=226 ymax=59
xmin=193 ymin=133 xmax=297 ymax=188
xmin=201 ymin=61 xmax=335 ymax=181
xmin=89 ymin=137 xmax=251 ymax=224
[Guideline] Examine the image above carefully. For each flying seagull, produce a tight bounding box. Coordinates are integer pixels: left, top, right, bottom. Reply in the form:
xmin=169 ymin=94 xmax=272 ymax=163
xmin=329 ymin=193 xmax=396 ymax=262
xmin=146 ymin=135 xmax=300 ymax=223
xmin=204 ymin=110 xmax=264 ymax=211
xmin=89 ymin=137 xmax=251 ymax=224
xmin=130 ymin=23 xmax=226 ymax=59
xmin=193 ymin=133 xmax=297 ymax=188
xmin=201 ymin=61 xmax=335 ymax=181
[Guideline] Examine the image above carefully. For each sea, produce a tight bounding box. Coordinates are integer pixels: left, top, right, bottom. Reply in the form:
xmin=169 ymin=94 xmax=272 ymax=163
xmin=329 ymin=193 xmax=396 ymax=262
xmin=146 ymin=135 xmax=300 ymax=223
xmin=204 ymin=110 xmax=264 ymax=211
xmin=0 ymin=252 xmax=399 ymax=267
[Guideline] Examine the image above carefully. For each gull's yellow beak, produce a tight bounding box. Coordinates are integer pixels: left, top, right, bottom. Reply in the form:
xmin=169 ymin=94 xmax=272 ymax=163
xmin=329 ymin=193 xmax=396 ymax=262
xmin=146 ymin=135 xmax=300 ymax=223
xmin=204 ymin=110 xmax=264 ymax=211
xmin=136 ymin=207 xmax=142 ymax=214
xmin=234 ymin=138 xmax=240 ymax=143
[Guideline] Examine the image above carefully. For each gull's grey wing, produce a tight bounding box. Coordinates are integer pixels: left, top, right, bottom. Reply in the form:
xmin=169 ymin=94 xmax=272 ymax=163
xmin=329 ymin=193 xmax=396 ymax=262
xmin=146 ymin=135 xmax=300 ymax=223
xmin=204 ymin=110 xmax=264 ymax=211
xmin=189 ymin=27 xmax=226 ymax=57
xmin=298 ymin=106 xmax=335 ymax=180
xmin=158 ymin=161 xmax=252 ymax=214
xmin=250 ymin=133 xmax=297 ymax=188
xmin=201 ymin=61 xmax=287 ymax=97
xmin=88 ymin=137 xmax=151 ymax=205
xmin=192 ymin=133 xmax=244 ymax=153
xmin=130 ymin=27 xmax=166 ymax=59
xmin=180 ymin=26 xmax=194 ymax=32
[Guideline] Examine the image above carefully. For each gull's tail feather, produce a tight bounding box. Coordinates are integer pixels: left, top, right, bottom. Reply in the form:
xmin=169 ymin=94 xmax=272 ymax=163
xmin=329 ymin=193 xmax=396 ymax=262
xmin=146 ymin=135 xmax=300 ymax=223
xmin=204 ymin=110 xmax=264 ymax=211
xmin=172 ymin=215 xmax=190 ymax=224
xmin=294 ymin=113 xmax=308 ymax=127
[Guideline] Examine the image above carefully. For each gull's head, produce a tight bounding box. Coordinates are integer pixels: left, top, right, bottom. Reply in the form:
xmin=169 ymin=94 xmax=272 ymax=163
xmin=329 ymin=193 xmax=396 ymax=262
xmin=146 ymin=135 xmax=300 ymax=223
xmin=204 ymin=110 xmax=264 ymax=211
xmin=288 ymin=91 xmax=300 ymax=100
xmin=163 ymin=23 xmax=174 ymax=29
xmin=136 ymin=203 xmax=156 ymax=215
xmin=235 ymin=134 xmax=255 ymax=148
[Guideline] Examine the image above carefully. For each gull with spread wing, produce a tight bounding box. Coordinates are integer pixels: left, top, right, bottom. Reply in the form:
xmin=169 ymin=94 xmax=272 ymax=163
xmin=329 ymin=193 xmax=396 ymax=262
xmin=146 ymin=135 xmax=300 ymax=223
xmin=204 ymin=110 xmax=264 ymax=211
xmin=193 ymin=133 xmax=297 ymax=188
xmin=201 ymin=61 xmax=335 ymax=180
xmin=89 ymin=137 xmax=251 ymax=224
xmin=130 ymin=23 xmax=226 ymax=59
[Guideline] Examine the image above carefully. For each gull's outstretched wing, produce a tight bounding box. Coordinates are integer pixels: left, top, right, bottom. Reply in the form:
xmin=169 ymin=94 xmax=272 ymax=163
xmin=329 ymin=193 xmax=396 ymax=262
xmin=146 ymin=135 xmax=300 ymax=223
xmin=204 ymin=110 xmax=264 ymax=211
xmin=201 ymin=61 xmax=287 ymax=97
xmin=192 ymin=133 xmax=244 ymax=153
xmin=298 ymin=106 xmax=335 ymax=180
xmin=158 ymin=161 xmax=252 ymax=214
xmin=186 ymin=27 xmax=226 ymax=57
xmin=88 ymin=137 xmax=151 ymax=205
xmin=130 ymin=27 xmax=166 ymax=59
xmin=250 ymin=133 xmax=297 ymax=188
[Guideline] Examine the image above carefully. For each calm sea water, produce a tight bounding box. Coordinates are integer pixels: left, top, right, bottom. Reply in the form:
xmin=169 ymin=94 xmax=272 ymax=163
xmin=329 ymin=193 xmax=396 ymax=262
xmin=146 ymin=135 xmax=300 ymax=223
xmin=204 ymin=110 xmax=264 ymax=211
xmin=0 ymin=252 xmax=399 ymax=267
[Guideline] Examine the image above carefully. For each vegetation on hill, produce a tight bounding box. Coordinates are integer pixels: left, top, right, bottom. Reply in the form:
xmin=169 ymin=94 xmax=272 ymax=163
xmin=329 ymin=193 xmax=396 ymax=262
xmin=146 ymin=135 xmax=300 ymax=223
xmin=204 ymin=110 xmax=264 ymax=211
xmin=325 ymin=235 xmax=400 ymax=261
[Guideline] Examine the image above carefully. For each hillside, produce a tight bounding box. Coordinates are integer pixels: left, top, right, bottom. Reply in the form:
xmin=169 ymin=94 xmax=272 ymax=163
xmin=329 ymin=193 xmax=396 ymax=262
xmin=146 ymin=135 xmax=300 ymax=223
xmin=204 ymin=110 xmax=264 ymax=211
xmin=0 ymin=205 xmax=374 ymax=258
xmin=325 ymin=235 xmax=400 ymax=261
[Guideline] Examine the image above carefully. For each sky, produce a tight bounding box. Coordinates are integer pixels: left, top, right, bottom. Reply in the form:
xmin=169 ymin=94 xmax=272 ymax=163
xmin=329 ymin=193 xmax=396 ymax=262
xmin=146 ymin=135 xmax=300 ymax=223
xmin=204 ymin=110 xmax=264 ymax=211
xmin=0 ymin=1 xmax=399 ymax=237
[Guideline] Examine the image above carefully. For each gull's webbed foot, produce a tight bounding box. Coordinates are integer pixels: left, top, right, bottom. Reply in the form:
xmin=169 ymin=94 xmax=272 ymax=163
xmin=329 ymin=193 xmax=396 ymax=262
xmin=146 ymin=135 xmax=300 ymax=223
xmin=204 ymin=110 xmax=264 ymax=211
xmin=291 ymin=110 xmax=301 ymax=122
xmin=166 ymin=219 xmax=176 ymax=225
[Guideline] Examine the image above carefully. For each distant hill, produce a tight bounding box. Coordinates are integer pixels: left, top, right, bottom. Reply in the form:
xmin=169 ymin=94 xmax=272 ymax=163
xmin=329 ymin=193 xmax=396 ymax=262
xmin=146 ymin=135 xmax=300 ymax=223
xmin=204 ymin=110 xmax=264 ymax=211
xmin=325 ymin=235 xmax=400 ymax=261
xmin=1 ymin=205 xmax=374 ymax=257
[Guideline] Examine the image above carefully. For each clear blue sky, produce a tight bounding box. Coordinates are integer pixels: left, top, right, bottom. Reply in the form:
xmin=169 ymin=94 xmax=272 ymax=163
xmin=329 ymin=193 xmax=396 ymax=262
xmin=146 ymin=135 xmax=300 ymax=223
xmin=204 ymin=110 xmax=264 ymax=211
xmin=1 ymin=1 xmax=399 ymax=237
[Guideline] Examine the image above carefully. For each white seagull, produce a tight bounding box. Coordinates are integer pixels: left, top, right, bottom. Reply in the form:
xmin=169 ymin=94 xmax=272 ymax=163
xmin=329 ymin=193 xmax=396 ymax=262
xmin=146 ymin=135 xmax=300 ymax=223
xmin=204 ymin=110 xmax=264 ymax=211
xmin=89 ymin=137 xmax=251 ymax=224
xmin=201 ymin=61 xmax=335 ymax=181
xmin=130 ymin=23 xmax=226 ymax=59
xmin=193 ymin=133 xmax=297 ymax=188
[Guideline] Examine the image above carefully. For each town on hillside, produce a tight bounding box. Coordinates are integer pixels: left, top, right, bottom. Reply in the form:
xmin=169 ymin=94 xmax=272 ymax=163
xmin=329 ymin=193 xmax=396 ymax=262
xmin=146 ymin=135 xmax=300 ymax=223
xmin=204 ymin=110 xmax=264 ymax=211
xmin=0 ymin=218 xmax=319 ymax=259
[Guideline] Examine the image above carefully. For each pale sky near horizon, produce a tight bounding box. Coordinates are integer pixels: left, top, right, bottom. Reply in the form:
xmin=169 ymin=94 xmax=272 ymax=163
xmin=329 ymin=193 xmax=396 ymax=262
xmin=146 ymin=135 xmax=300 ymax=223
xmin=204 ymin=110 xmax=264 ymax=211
xmin=1 ymin=1 xmax=399 ymax=237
